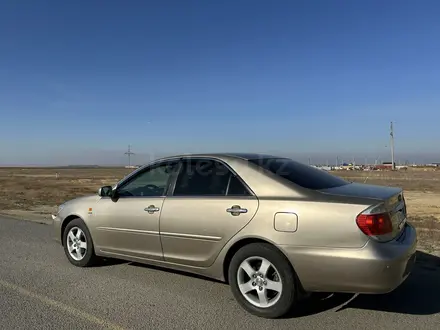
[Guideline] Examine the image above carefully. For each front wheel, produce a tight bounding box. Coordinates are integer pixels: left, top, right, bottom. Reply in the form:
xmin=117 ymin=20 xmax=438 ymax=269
xmin=63 ymin=218 xmax=98 ymax=267
xmin=228 ymin=243 xmax=298 ymax=318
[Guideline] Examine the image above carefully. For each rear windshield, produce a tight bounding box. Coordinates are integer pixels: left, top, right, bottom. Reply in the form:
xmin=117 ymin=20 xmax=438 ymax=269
xmin=248 ymin=158 xmax=349 ymax=190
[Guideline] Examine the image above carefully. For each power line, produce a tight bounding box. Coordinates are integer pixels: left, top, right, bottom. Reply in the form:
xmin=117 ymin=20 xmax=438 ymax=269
xmin=124 ymin=145 xmax=135 ymax=168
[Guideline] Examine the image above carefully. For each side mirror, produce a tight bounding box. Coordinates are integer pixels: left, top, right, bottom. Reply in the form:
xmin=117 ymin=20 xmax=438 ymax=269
xmin=98 ymin=185 xmax=113 ymax=197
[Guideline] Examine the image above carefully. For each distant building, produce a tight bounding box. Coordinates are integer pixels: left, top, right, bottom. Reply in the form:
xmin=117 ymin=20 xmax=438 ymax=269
xmin=371 ymin=162 xmax=409 ymax=170
xmin=382 ymin=162 xmax=395 ymax=166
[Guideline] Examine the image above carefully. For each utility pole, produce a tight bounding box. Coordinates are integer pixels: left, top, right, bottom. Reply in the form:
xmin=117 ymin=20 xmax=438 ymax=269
xmin=124 ymin=145 xmax=135 ymax=168
xmin=390 ymin=121 xmax=395 ymax=170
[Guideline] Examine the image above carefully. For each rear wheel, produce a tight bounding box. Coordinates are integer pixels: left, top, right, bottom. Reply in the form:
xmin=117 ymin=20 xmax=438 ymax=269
xmin=63 ymin=218 xmax=98 ymax=267
xmin=228 ymin=243 xmax=298 ymax=318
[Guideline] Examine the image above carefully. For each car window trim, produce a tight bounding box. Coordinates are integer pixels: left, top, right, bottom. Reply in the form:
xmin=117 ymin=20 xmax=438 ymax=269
xmin=164 ymin=195 xmax=257 ymax=200
xmin=116 ymin=159 xmax=180 ymax=199
xmin=225 ymin=172 xmax=232 ymax=195
xmin=165 ymin=161 xmax=183 ymax=197
xmin=167 ymin=157 xmax=255 ymax=198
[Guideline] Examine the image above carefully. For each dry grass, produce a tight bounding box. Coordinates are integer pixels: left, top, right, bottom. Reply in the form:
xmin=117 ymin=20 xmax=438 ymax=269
xmin=334 ymin=168 xmax=440 ymax=193
xmin=0 ymin=167 xmax=133 ymax=218
xmin=0 ymin=166 xmax=439 ymax=254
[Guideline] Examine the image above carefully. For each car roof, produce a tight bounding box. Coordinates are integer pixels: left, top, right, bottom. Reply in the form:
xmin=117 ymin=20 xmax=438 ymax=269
xmin=120 ymin=152 xmax=303 ymax=198
xmin=155 ymin=153 xmax=284 ymax=162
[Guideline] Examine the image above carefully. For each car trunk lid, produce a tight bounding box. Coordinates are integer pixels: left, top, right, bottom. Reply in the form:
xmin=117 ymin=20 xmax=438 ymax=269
xmin=319 ymin=182 xmax=407 ymax=241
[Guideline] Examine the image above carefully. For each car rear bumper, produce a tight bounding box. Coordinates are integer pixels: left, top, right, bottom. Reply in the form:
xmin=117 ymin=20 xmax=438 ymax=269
xmin=279 ymin=223 xmax=417 ymax=294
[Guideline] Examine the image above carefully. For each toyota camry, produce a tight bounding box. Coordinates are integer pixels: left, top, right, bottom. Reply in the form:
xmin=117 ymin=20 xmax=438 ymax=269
xmin=52 ymin=153 xmax=417 ymax=318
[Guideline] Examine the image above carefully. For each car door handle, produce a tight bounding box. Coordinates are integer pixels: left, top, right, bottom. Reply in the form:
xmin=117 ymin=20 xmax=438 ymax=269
xmin=144 ymin=205 xmax=160 ymax=213
xmin=226 ymin=205 xmax=248 ymax=216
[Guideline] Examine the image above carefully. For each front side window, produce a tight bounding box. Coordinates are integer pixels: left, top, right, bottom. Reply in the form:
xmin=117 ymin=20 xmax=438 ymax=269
xmin=117 ymin=162 xmax=178 ymax=197
xmin=173 ymin=159 xmax=250 ymax=196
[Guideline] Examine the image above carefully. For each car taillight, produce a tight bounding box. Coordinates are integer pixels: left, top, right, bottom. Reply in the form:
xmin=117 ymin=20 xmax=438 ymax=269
xmin=356 ymin=212 xmax=393 ymax=236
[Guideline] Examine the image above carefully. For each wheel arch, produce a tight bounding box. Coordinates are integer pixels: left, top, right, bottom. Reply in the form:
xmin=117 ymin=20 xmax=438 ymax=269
xmin=223 ymin=238 xmax=288 ymax=281
xmin=60 ymin=215 xmax=88 ymax=246
xmin=222 ymin=237 xmax=307 ymax=296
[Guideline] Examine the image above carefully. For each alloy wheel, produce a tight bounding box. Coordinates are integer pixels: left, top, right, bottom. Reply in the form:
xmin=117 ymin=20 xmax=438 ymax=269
xmin=66 ymin=226 xmax=87 ymax=261
xmin=237 ymin=256 xmax=283 ymax=308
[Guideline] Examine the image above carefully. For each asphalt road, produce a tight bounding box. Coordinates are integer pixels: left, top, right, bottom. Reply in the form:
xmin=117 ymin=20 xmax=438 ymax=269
xmin=1 ymin=217 xmax=440 ymax=330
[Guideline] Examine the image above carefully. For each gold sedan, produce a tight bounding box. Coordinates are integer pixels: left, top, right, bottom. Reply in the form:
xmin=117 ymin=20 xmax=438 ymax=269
xmin=52 ymin=153 xmax=417 ymax=318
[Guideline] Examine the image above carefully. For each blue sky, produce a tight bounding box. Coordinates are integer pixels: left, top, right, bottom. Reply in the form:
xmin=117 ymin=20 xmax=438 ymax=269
xmin=1 ymin=0 xmax=440 ymax=165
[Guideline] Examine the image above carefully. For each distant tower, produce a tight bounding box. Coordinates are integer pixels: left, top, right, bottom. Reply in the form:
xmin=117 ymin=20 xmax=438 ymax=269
xmin=124 ymin=145 xmax=135 ymax=168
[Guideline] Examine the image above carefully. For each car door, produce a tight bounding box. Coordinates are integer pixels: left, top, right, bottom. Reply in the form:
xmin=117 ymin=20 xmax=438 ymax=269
xmin=93 ymin=160 xmax=179 ymax=260
xmin=159 ymin=158 xmax=259 ymax=267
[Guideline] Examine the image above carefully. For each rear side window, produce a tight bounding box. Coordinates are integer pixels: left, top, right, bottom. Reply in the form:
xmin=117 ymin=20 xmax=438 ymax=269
xmin=248 ymin=158 xmax=349 ymax=190
xmin=173 ymin=159 xmax=250 ymax=196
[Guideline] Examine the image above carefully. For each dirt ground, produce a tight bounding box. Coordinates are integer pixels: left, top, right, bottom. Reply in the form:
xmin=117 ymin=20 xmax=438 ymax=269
xmin=0 ymin=166 xmax=439 ymax=254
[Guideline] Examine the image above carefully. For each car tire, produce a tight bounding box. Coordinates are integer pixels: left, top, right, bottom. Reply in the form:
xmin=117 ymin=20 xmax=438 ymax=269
xmin=62 ymin=218 xmax=98 ymax=267
xmin=228 ymin=243 xmax=298 ymax=318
